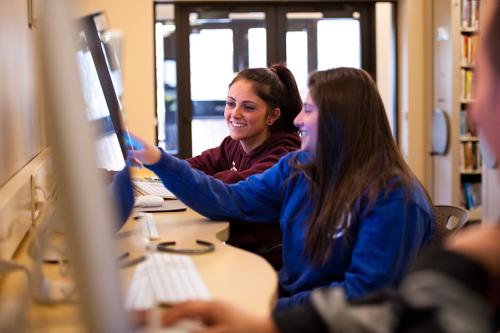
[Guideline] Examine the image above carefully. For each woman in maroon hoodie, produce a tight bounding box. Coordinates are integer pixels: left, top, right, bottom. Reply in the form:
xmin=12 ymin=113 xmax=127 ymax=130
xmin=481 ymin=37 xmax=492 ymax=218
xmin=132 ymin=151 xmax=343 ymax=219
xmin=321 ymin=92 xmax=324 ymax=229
xmin=187 ymin=64 xmax=302 ymax=183
xmin=187 ymin=64 xmax=303 ymax=268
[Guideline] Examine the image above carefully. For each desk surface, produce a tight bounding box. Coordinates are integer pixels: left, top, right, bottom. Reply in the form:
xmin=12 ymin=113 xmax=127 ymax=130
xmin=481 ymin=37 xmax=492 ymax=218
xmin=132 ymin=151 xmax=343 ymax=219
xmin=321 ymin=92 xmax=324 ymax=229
xmin=0 ymin=207 xmax=278 ymax=332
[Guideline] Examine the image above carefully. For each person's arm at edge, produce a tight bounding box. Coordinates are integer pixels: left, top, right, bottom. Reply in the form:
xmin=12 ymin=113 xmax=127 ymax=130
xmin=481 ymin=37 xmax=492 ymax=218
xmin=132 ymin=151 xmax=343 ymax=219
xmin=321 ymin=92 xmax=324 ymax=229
xmin=110 ymin=167 xmax=134 ymax=227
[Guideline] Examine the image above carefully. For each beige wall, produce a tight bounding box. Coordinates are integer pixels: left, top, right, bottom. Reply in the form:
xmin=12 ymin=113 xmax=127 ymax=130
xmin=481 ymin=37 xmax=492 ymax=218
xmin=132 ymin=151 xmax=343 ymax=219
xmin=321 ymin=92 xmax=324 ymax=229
xmin=398 ymin=0 xmax=433 ymax=191
xmin=76 ymin=0 xmax=155 ymax=144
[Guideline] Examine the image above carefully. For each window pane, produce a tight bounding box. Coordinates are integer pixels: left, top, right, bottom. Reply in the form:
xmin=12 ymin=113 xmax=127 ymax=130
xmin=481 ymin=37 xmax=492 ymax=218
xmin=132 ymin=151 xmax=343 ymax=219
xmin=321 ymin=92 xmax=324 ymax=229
xmin=286 ymin=30 xmax=308 ymax=95
xmin=248 ymin=28 xmax=266 ymax=68
xmin=190 ymin=29 xmax=234 ymax=101
xmin=317 ymin=19 xmax=361 ymax=70
xmin=189 ymin=28 xmax=233 ymax=156
xmin=188 ymin=12 xmax=266 ymax=156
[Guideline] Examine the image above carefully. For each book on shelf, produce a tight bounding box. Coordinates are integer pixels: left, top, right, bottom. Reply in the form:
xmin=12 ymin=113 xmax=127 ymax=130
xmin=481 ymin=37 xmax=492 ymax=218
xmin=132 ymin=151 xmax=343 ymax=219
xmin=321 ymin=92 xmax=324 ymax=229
xmin=460 ymin=140 xmax=465 ymax=170
xmin=461 ymin=34 xmax=478 ymax=66
xmin=462 ymin=181 xmax=481 ymax=210
xmin=460 ymin=68 xmax=466 ymax=99
xmin=461 ymin=0 xmax=480 ymax=30
xmin=472 ymin=141 xmax=478 ymax=169
xmin=462 ymin=0 xmax=470 ymax=28
xmin=470 ymin=0 xmax=480 ymax=30
xmin=460 ymin=110 xmax=468 ymax=136
xmin=460 ymin=140 xmax=482 ymax=172
xmin=461 ymin=68 xmax=476 ymax=100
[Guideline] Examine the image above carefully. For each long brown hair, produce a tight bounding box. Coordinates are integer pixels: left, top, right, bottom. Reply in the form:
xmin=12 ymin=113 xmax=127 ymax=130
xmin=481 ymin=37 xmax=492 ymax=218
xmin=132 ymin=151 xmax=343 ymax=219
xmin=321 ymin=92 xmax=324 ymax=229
xmin=301 ymin=68 xmax=416 ymax=264
xmin=229 ymin=64 xmax=302 ymax=133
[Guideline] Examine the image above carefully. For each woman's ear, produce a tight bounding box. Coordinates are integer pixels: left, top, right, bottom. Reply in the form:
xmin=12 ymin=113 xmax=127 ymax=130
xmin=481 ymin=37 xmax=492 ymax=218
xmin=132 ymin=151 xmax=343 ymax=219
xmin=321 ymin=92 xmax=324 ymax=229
xmin=267 ymin=108 xmax=281 ymax=125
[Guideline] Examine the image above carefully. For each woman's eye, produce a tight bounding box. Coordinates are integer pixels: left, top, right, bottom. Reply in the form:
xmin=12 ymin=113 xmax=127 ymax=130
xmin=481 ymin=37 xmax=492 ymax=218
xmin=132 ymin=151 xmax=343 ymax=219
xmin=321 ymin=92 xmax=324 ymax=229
xmin=303 ymin=103 xmax=316 ymax=113
xmin=226 ymin=101 xmax=235 ymax=107
xmin=243 ymin=104 xmax=255 ymax=111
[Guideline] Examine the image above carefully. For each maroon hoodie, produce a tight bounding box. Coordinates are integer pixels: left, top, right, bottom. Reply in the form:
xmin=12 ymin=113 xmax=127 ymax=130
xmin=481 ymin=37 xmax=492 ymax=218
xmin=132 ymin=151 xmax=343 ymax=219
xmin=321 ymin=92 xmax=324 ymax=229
xmin=187 ymin=131 xmax=301 ymax=184
xmin=187 ymin=131 xmax=300 ymax=269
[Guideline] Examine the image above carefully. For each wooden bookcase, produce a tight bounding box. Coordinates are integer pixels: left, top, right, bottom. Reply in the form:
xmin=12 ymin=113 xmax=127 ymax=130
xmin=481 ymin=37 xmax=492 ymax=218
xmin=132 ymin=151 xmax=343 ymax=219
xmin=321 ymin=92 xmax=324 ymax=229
xmin=459 ymin=0 xmax=481 ymax=218
xmin=432 ymin=0 xmax=482 ymax=220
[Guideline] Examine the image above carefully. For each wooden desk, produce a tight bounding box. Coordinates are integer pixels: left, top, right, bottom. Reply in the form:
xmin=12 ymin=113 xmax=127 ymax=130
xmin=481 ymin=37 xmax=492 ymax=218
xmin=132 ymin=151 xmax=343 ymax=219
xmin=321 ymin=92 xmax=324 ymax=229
xmin=0 ymin=207 xmax=278 ymax=332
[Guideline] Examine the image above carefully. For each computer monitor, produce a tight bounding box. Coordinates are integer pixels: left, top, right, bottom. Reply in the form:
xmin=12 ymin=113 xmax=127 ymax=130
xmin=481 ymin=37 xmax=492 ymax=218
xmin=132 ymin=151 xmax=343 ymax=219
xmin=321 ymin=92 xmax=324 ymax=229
xmin=76 ymin=13 xmax=128 ymax=170
xmin=39 ymin=1 xmax=131 ymax=331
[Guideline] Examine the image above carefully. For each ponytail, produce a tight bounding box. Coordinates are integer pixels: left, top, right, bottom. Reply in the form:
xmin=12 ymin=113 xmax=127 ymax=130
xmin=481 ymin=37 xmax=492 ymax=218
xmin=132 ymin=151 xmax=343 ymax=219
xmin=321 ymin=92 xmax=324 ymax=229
xmin=269 ymin=64 xmax=303 ymax=133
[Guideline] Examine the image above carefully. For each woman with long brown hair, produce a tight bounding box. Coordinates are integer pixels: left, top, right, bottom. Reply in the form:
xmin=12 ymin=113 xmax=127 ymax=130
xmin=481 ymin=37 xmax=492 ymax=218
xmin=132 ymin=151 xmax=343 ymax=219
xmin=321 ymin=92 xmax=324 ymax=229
xmin=129 ymin=67 xmax=435 ymax=311
xmin=297 ymin=68 xmax=421 ymax=265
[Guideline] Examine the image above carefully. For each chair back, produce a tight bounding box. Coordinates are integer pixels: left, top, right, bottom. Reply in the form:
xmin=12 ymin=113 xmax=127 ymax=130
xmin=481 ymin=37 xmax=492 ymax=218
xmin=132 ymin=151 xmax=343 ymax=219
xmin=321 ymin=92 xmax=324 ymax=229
xmin=433 ymin=205 xmax=470 ymax=243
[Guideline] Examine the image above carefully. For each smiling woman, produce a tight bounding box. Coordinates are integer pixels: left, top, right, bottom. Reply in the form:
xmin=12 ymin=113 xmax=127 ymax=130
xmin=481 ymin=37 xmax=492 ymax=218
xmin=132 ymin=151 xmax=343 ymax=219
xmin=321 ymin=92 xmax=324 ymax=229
xmin=186 ymin=64 xmax=302 ymax=184
xmin=224 ymin=79 xmax=280 ymax=153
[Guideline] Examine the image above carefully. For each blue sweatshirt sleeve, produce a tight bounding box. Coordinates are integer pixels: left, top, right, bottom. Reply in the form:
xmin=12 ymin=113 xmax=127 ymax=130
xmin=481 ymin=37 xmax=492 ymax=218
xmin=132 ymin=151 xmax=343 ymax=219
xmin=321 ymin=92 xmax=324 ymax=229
xmin=111 ymin=167 xmax=134 ymax=228
xmin=146 ymin=149 xmax=288 ymax=223
xmin=276 ymin=192 xmax=433 ymax=311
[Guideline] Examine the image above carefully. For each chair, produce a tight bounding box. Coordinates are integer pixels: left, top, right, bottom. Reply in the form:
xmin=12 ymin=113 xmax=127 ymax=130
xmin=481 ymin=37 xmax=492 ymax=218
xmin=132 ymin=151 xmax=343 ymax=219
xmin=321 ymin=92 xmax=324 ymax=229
xmin=227 ymin=223 xmax=283 ymax=270
xmin=433 ymin=205 xmax=470 ymax=243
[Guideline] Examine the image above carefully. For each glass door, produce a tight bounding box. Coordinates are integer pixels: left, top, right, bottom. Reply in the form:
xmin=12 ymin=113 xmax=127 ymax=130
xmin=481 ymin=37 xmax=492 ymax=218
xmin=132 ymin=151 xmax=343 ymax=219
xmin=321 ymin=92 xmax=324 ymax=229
xmin=281 ymin=5 xmax=374 ymax=95
xmin=188 ymin=10 xmax=267 ymax=156
xmin=155 ymin=2 xmax=380 ymax=158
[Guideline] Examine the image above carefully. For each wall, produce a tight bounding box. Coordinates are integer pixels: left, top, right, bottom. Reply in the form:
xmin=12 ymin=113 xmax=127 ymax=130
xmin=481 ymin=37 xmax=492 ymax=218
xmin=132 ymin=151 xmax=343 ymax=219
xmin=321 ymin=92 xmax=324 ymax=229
xmin=431 ymin=0 xmax=460 ymax=206
xmin=0 ymin=0 xmax=42 ymax=187
xmin=397 ymin=0 xmax=433 ymax=191
xmin=376 ymin=3 xmax=396 ymax=134
xmin=77 ymin=0 xmax=156 ymax=144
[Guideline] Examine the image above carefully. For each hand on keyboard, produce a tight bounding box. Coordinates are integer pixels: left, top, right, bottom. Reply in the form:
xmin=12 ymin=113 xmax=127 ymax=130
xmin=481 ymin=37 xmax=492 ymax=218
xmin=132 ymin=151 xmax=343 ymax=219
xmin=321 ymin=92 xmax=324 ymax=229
xmin=161 ymin=300 xmax=278 ymax=333
xmin=133 ymin=308 xmax=205 ymax=333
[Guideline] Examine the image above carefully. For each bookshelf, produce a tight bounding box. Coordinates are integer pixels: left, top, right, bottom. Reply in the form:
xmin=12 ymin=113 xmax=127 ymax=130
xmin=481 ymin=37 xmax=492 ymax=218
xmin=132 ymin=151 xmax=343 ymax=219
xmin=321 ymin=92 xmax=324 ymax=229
xmin=432 ymin=0 xmax=482 ymax=220
xmin=459 ymin=0 xmax=481 ymax=215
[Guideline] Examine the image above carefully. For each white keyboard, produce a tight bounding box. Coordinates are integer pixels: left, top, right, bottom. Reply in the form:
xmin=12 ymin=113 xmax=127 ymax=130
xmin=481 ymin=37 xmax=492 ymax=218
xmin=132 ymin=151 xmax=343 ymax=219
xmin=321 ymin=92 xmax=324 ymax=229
xmin=134 ymin=180 xmax=176 ymax=199
xmin=126 ymin=253 xmax=211 ymax=310
xmin=135 ymin=213 xmax=160 ymax=240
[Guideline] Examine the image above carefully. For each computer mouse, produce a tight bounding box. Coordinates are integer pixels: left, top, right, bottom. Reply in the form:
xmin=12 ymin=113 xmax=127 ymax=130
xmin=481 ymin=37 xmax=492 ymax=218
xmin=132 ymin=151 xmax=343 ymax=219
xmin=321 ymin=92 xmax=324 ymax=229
xmin=34 ymin=277 xmax=78 ymax=303
xmin=134 ymin=195 xmax=164 ymax=208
